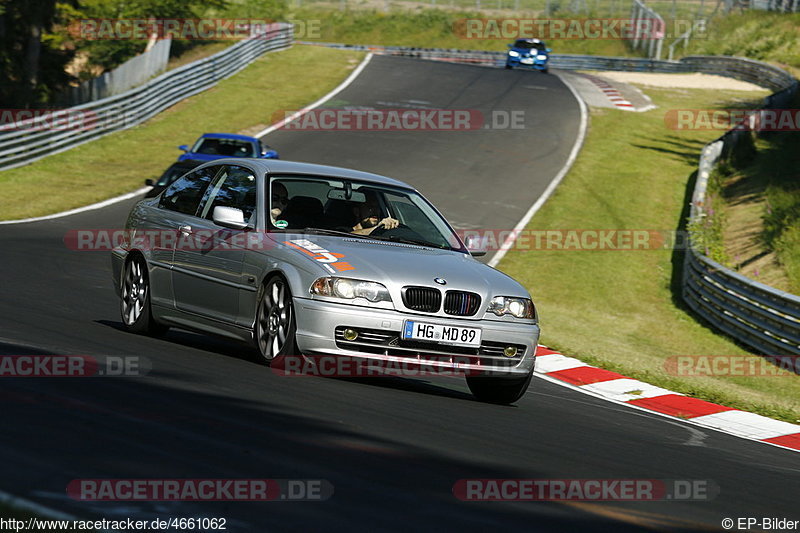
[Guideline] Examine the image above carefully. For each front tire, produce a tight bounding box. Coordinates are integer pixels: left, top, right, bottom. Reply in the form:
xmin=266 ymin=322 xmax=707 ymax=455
xmin=505 ymin=63 xmax=513 ymax=70
xmin=120 ymin=255 xmax=168 ymax=335
xmin=466 ymin=371 xmax=533 ymax=404
xmin=255 ymin=276 xmax=298 ymax=364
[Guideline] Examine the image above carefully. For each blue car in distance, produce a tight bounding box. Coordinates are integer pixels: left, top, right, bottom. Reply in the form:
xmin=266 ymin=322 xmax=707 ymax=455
xmin=178 ymin=133 xmax=279 ymax=163
xmin=505 ymin=39 xmax=551 ymax=73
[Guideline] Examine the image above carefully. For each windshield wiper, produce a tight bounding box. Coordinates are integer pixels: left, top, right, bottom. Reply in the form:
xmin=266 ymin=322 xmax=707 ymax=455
xmin=368 ymin=233 xmax=449 ymax=250
xmin=302 ymin=227 xmax=371 ymax=239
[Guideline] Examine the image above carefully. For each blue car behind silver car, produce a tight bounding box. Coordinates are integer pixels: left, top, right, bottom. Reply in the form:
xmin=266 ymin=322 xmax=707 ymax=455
xmin=506 ymin=38 xmax=551 ymax=73
xmin=112 ymin=159 xmax=540 ymax=404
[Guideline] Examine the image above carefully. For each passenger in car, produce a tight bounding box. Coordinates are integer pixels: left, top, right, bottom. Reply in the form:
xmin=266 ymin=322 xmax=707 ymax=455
xmin=270 ymin=182 xmax=289 ymax=224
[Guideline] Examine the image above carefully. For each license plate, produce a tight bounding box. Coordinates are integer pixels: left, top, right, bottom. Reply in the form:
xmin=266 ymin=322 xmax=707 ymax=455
xmin=521 ymin=58 xmax=534 ymax=64
xmin=402 ymin=320 xmax=482 ymax=347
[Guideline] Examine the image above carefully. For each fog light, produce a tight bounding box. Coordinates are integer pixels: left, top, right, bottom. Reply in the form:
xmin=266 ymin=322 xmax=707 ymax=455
xmin=503 ymin=346 xmax=518 ymax=358
xmin=343 ymin=328 xmax=359 ymax=341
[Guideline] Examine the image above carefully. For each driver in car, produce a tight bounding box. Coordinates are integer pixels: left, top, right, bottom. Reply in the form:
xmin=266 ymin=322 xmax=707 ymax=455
xmin=351 ymin=192 xmax=399 ymax=235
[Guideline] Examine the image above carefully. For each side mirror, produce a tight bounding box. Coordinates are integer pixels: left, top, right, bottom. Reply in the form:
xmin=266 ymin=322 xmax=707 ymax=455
xmin=144 ymin=178 xmax=154 ymax=186
xmin=261 ymin=150 xmax=279 ymax=159
xmin=547 ymin=48 xmax=552 ymax=53
xmin=212 ymin=206 xmax=248 ymax=230
xmin=507 ymin=44 xmax=513 ymax=48
xmin=464 ymin=234 xmax=487 ymax=257
xmin=178 ymin=144 xmax=189 ymax=152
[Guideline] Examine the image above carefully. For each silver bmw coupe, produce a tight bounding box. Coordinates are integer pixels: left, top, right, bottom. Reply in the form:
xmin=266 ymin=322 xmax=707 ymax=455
xmin=112 ymin=159 xmax=539 ymax=403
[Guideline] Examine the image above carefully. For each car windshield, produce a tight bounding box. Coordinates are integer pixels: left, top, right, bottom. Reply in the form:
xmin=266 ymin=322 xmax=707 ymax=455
xmin=192 ymin=138 xmax=257 ymax=157
xmin=514 ymin=40 xmax=546 ymax=51
xmin=268 ymin=176 xmax=463 ymax=251
xmin=156 ymin=164 xmax=193 ymax=187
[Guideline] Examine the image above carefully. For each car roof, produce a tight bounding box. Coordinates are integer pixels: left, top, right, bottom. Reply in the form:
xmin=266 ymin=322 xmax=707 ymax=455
xmin=199 ymin=133 xmax=258 ymax=142
xmin=201 ymin=158 xmax=414 ymax=190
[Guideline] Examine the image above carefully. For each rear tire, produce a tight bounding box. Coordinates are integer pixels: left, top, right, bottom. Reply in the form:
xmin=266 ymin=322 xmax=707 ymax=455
xmin=120 ymin=255 xmax=168 ymax=336
xmin=466 ymin=371 xmax=533 ymax=404
xmin=255 ymin=275 xmax=298 ymax=364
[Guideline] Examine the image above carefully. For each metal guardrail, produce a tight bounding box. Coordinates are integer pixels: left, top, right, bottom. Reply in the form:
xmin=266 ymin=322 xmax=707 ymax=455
xmin=0 ymin=25 xmax=292 ymax=172
xmin=300 ymin=43 xmax=793 ymax=88
xmin=58 ymin=37 xmax=173 ymax=106
xmin=684 ymin=79 xmax=800 ymax=355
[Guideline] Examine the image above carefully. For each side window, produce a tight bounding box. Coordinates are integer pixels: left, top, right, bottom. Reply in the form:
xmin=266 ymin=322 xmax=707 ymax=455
xmin=160 ymin=165 xmax=220 ymax=216
xmin=199 ymin=165 xmax=257 ymax=224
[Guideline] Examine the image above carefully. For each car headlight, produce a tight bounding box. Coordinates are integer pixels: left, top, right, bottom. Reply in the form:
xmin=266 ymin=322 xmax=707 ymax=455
xmin=536 ymin=54 xmax=547 ymax=60
xmin=508 ymin=50 xmax=520 ymax=57
xmin=311 ymin=277 xmax=392 ymax=303
xmin=487 ymin=296 xmax=536 ymax=319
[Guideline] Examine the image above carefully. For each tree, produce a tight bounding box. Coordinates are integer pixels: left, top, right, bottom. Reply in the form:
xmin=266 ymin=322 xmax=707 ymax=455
xmin=0 ymin=0 xmax=77 ymax=106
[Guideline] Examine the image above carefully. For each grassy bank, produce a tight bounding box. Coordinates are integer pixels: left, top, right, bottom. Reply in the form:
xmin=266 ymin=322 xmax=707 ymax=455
xmin=291 ymin=8 xmax=633 ymax=56
xmin=499 ymin=86 xmax=800 ymax=423
xmin=0 ymin=45 xmax=364 ymax=220
xmin=716 ymin=93 xmax=800 ymax=293
xmin=681 ymin=11 xmax=800 ymax=74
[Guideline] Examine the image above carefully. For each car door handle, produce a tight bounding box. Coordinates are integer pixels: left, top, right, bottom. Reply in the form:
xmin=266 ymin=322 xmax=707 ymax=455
xmin=178 ymin=225 xmax=192 ymax=235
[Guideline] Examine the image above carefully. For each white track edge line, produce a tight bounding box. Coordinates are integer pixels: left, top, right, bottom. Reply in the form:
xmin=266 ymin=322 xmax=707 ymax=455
xmin=488 ymin=71 xmax=589 ymax=268
xmin=0 ymin=489 xmax=77 ymax=521
xmin=0 ymin=187 xmax=152 ymax=225
xmin=532 ymin=372 xmax=799 ymax=453
xmin=255 ymin=52 xmax=374 ymax=139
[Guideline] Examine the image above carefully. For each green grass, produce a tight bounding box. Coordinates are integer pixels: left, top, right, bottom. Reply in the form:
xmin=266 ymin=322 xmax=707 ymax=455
xmin=681 ymin=11 xmax=800 ymax=74
xmin=0 ymin=45 xmax=365 ymax=220
xmin=722 ymin=94 xmax=800 ymax=293
xmin=290 ymin=7 xmax=633 ymax=56
xmin=285 ymin=5 xmax=800 ymax=70
xmin=498 ymin=87 xmax=800 ymax=423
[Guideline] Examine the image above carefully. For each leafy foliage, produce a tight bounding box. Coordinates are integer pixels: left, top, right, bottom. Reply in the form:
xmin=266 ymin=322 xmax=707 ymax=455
xmin=0 ymin=0 xmax=77 ymax=106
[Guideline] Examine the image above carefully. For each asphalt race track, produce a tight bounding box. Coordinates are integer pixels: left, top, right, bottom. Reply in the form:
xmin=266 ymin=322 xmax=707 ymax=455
xmin=0 ymin=56 xmax=798 ymax=531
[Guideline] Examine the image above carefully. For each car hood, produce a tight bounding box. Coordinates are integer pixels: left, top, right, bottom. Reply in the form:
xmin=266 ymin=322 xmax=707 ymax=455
xmin=273 ymin=234 xmax=530 ymax=300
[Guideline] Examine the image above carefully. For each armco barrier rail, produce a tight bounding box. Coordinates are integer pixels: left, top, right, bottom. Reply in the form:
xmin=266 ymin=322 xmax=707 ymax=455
xmin=684 ymin=79 xmax=800 ymax=355
xmin=59 ymin=37 xmax=173 ymax=106
xmin=0 ymin=24 xmax=292 ymax=172
xmin=300 ymin=42 xmax=795 ymax=89
xmin=303 ymin=42 xmax=800 ymax=354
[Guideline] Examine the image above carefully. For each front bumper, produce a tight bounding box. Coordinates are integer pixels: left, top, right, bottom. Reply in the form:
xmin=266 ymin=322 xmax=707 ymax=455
xmin=293 ymin=297 xmax=539 ymax=376
xmin=507 ymin=56 xmax=548 ymax=70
